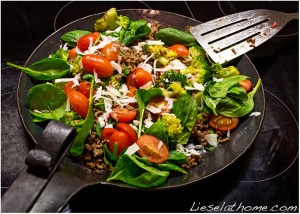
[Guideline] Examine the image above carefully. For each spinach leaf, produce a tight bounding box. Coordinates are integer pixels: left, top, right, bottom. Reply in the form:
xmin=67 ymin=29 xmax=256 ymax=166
xmin=103 ymin=143 xmax=119 ymax=166
xmin=168 ymin=150 xmax=187 ymax=165
xmin=203 ymin=91 xmax=221 ymax=115
xmin=156 ymin=162 xmax=187 ymax=175
xmin=70 ymin=78 xmax=95 ymax=156
xmin=206 ymin=75 xmax=248 ymax=98
xmin=28 ymin=84 xmax=67 ymax=118
xmin=144 ymin=119 xmax=168 ymax=144
xmin=227 ymin=86 xmax=248 ymax=101
xmin=170 ymin=94 xmax=198 ymax=144
xmin=122 ymin=20 xmax=152 ymax=46
xmin=7 ymin=58 xmax=70 ymax=80
xmin=135 ymin=88 xmax=164 ymax=137
xmin=216 ymin=79 xmax=262 ymax=117
xmin=60 ymin=30 xmax=91 ymax=47
xmin=107 ymin=154 xmax=169 ymax=188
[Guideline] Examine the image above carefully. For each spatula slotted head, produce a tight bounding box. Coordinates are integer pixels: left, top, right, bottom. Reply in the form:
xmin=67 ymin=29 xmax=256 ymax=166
xmin=190 ymin=9 xmax=298 ymax=64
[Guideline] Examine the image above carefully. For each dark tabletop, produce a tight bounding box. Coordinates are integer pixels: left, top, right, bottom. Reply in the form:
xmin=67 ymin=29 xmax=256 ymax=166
xmin=1 ymin=1 xmax=299 ymax=212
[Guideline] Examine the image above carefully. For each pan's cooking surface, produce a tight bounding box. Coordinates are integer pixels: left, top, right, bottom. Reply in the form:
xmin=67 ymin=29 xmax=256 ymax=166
xmin=1 ymin=1 xmax=298 ymax=212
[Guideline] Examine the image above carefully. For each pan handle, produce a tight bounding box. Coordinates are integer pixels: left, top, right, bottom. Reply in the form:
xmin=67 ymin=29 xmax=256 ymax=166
xmin=1 ymin=121 xmax=77 ymax=213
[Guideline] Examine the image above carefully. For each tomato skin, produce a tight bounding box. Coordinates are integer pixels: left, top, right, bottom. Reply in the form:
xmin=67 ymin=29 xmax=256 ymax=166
xmin=168 ymin=44 xmax=189 ymax=57
xmin=127 ymin=86 xmax=137 ymax=97
xmin=101 ymin=128 xmax=118 ymax=141
xmin=79 ymin=81 xmax=95 ymax=98
xmin=68 ymin=91 xmax=89 ymax=118
xmin=116 ymin=123 xmax=137 ymax=144
xmin=77 ymin=32 xmax=100 ymax=52
xmin=64 ymin=81 xmax=78 ymax=94
xmin=136 ymin=135 xmax=169 ymax=164
xmin=101 ymin=43 xmax=119 ymax=62
xmin=239 ymin=79 xmax=252 ymax=92
xmin=69 ymin=48 xmax=77 ymax=61
xmin=134 ymin=68 xmax=153 ymax=88
xmin=82 ymin=54 xmax=113 ymax=77
xmin=108 ymin=131 xmax=131 ymax=155
xmin=209 ymin=115 xmax=239 ymax=131
xmin=110 ymin=107 xmax=137 ymax=123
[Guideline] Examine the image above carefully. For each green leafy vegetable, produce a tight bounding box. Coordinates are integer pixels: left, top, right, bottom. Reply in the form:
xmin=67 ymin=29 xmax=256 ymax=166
xmin=168 ymin=150 xmax=187 ymax=165
xmin=144 ymin=119 xmax=168 ymax=145
xmin=60 ymin=30 xmax=91 ymax=47
xmin=27 ymin=84 xmax=67 ymax=121
xmin=7 ymin=58 xmax=70 ymax=81
xmin=122 ymin=20 xmax=152 ymax=46
xmin=107 ymin=154 xmax=169 ymax=188
xmin=70 ymin=77 xmax=95 ymax=156
xmin=135 ymin=88 xmax=164 ymax=137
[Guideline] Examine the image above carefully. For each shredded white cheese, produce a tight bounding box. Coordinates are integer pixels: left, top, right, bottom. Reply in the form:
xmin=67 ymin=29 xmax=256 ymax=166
xmin=249 ymin=112 xmax=261 ymax=117
xmin=110 ymin=61 xmax=122 ymax=74
xmin=65 ymin=97 xmax=71 ymax=112
xmin=124 ymin=143 xmax=140 ymax=156
xmin=155 ymin=59 xmax=187 ymax=72
xmin=204 ymin=134 xmax=218 ymax=147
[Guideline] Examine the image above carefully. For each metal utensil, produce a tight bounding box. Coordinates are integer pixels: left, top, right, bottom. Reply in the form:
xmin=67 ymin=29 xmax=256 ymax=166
xmin=190 ymin=9 xmax=298 ymax=64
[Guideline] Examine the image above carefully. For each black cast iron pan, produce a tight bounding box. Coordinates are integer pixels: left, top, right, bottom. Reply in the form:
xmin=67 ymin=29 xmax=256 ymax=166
xmin=16 ymin=9 xmax=265 ymax=212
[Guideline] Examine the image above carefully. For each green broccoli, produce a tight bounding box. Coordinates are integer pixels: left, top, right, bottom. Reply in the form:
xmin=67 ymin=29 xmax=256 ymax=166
xmin=163 ymin=82 xmax=187 ymax=98
xmin=116 ymin=15 xmax=130 ymax=29
xmin=70 ymin=55 xmax=83 ymax=75
xmin=94 ymin=8 xmax=118 ymax=32
xmin=188 ymin=45 xmax=207 ymax=60
xmin=211 ymin=63 xmax=240 ymax=78
xmin=143 ymin=45 xmax=177 ymax=66
xmin=50 ymin=49 xmax=69 ymax=61
xmin=162 ymin=114 xmax=183 ymax=140
xmin=155 ymin=70 xmax=188 ymax=88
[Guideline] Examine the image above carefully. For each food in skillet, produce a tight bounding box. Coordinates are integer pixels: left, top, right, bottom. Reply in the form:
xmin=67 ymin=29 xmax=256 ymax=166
xmin=7 ymin=8 xmax=261 ymax=188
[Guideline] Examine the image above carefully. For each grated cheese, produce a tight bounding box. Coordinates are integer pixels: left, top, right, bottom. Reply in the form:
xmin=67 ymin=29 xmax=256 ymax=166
xmin=204 ymin=134 xmax=218 ymax=147
xmin=110 ymin=61 xmax=122 ymax=74
xmin=124 ymin=143 xmax=140 ymax=156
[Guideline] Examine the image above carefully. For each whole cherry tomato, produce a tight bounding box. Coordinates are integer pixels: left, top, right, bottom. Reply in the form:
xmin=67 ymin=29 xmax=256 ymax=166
xmin=101 ymin=128 xmax=118 ymax=141
xmin=101 ymin=43 xmax=119 ymax=62
xmin=64 ymin=81 xmax=77 ymax=95
xmin=68 ymin=91 xmax=89 ymax=118
xmin=79 ymin=81 xmax=95 ymax=98
xmin=116 ymin=123 xmax=137 ymax=144
xmin=82 ymin=54 xmax=113 ymax=77
xmin=77 ymin=32 xmax=100 ymax=52
xmin=68 ymin=48 xmax=77 ymax=61
xmin=239 ymin=79 xmax=252 ymax=92
xmin=108 ymin=131 xmax=131 ymax=155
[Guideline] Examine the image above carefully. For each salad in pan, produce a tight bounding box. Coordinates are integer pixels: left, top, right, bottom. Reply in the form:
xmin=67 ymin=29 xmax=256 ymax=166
xmin=8 ymin=8 xmax=261 ymax=188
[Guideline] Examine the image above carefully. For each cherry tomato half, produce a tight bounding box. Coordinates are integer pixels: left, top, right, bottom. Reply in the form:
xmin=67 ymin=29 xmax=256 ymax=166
xmin=68 ymin=48 xmax=77 ymax=62
xmin=64 ymin=81 xmax=78 ymax=95
xmin=68 ymin=91 xmax=89 ymax=118
xmin=116 ymin=123 xmax=137 ymax=144
xmin=239 ymin=79 xmax=252 ymax=92
xmin=79 ymin=81 xmax=95 ymax=98
xmin=101 ymin=127 xmax=118 ymax=141
xmin=101 ymin=43 xmax=119 ymax=62
xmin=136 ymin=135 xmax=169 ymax=164
xmin=77 ymin=32 xmax=100 ymax=52
xmin=134 ymin=68 xmax=153 ymax=88
xmin=82 ymin=54 xmax=113 ymax=77
xmin=110 ymin=107 xmax=137 ymax=123
xmin=168 ymin=44 xmax=189 ymax=57
xmin=209 ymin=114 xmax=239 ymax=131
xmin=108 ymin=131 xmax=131 ymax=155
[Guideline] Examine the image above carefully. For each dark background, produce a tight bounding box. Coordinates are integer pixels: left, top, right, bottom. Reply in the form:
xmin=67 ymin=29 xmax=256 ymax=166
xmin=1 ymin=1 xmax=299 ymax=212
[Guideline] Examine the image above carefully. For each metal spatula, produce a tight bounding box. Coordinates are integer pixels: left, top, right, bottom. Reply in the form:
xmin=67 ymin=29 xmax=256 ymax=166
xmin=190 ymin=9 xmax=298 ymax=64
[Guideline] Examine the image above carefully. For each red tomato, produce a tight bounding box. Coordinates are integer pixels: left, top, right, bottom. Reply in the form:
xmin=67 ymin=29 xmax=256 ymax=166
xmin=82 ymin=54 xmax=113 ymax=77
xmin=116 ymin=123 xmax=137 ymax=144
xmin=209 ymin=115 xmax=239 ymax=131
xmin=68 ymin=91 xmax=89 ymax=118
xmin=126 ymin=71 xmax=137 ymax=88
xmin=101 ymin=128 xmax=118 ymax=141
xmin=77 ymin=32 xmax=100 ymax=52
xmin=110 ymin=107 xmax=137 ymax=123
xmin=64 ymin=81 xmax=77 ymax=94
xmin=134 ymin=68 xmax=153 ymax=88
xmin=168 ymin=44 xmax=189 ymax=57
xmin=79 ymin=81 xmax=95 ymax=98
xmin=108 ymin=131 xmax=131 ymax=155
xmin=136 ymin=135 xmax=169 ymax=164
xmin=127 ymin=86 xmax=137 ymax=97
xmin=101 ymin=43 xmax=119 ymax=62
xmin=68 ymin=48 xmax=77 ymax=61
xmin=239 ymin=79 xmax=252 ymax=92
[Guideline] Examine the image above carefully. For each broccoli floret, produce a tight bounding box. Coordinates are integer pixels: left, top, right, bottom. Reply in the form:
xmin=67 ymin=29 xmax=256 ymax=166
xmin=156 ymin=70 xmax=188 ymax=88
xmin=116 ymin=15 xmax=130 ymax=29
xmin=50 ymin=49 xmax=69 ymax=61
xmin=94 ymin=8 xmax=118 ymax=32
xmin=163 ymin=82 xmax=186 ymax=98
xmin=211 ymin=63 xmax=240 ymax=78
xmin=143 ymin=45 xmax=177 ymax=66
xmin=188 ymin=45 xmax=207 ymax=60
xmin=181 ymin=65 xmax=212 ymax=84
xmin=162 ymin=114 xmax=183 ymax=140
xmin=70 ymin=55 xmax=83 ymax=75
